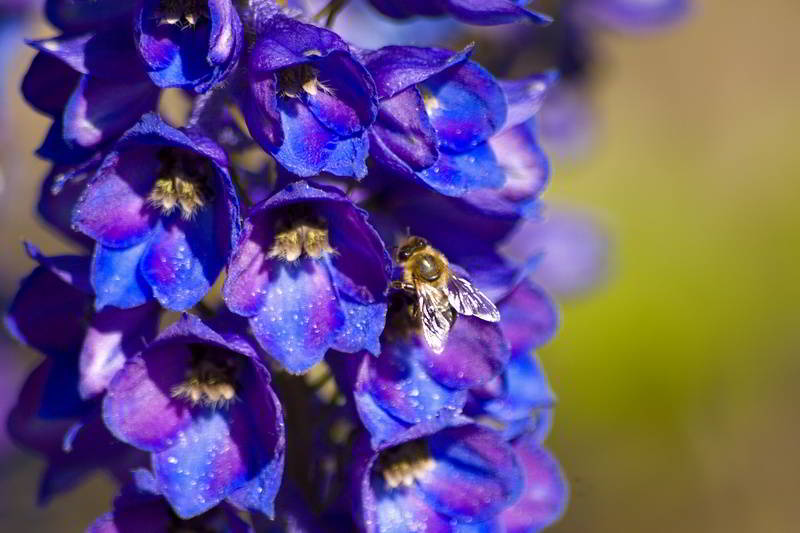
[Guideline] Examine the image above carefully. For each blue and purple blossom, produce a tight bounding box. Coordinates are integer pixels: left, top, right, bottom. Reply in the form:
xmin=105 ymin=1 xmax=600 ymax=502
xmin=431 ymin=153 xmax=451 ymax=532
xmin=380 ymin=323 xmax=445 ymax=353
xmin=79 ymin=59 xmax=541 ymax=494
xmin=501 ymin=206 xmax=609 ymax=298
xmin=7 ymin=362 xmax=146 ymax=504
xmin=499 ymin=433 xmax=568 ymax=533
xmin=353 ymin=422 xmax=524 ymax=532
xmin=238 ymin=14 xmax=378 ymax=178
xmin=224 ymin=180 xmax=391 ymax=373
xmin=102 ymin=314 xmax=285 ymax=518
xmin=364 ymin=44 xmax=554 ymax=215
xmin=72 ymin=113 xmax=241 ymax=311
xmin=5 ymin=245 xmax=153 ymax=502
xmin=24 ymin=24 xmax=160 ymax=165
xmin=136 ymin=0 xmax=244 ymax=92
xmin=6 ymin=243 xmax=160 ymax=401
xmin=466 ymin=279 xmax=559 ymax=440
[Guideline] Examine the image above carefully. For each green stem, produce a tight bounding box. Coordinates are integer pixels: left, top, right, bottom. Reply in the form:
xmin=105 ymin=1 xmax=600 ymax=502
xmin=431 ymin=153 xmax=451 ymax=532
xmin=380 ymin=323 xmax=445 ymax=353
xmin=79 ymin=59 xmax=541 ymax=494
xmin=314 ymin=0 xmax=349 ymax=28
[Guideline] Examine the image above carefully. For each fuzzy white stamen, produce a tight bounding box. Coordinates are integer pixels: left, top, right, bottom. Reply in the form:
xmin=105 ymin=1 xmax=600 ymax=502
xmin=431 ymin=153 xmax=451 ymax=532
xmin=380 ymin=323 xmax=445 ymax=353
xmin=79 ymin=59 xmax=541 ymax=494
xmin=378 ymin=440 xmax=436 ymax=489
xmin=278 ymin=64 xmax=334 ymax=99
xmin=171 ymin=357 xmax=237 ymax=409
xmin=268 ymin=218 xmax=336 ymax=262
xmin=155 ymin=0 xmax=209 ymax=29
xmin=148 ymin=155 xmax=213 ymax=220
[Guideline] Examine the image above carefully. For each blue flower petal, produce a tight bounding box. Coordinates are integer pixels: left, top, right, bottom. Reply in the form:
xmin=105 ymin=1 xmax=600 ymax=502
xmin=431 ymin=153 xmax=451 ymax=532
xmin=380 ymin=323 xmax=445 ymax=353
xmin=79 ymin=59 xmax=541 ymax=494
xmin=353 ymin=383 xmax=417 ymax=450
xmin=140 ymin=213 xmax=223 ymax=312
xmin=22 ymin=52 xmax=79 ymax=118
xmin=356 ymin=341 xmax=467 ymax=432
xmin=418 ymin=143 xmax=505 ymax=197
xmin=63 ymin=74 xmax=159 ymax=149
xmin=369 ymin=86 xmax=439 ymax=174
xmin=419 ymin=425 xmax=523 ymax=523
xmin=331 ymin=293 xmax=386 ymax=355
xmin=421 ymin=61 xmax=506 ymax=152
xmin=249 ymin=258 xmax=345 ymax=373
xmin=440 ymin=0 xmax=551 ymax=25
xmin=374 ymin=487 xmax=452 ymax=533
xmin=274 ymin=97 xmax=369 ymax=178
xmin=91 ymin=241 xmax=153 ymax=310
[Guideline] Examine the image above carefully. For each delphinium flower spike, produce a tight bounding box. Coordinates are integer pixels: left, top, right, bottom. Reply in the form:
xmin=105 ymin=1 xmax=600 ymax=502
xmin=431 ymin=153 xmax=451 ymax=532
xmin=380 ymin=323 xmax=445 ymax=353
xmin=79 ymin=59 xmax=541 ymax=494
xmin=0 ymin=0 xmax=672 ymax=530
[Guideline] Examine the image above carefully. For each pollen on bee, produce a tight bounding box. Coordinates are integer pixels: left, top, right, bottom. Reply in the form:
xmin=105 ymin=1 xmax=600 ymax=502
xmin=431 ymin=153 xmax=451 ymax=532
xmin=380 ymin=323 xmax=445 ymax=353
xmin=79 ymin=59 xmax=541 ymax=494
xmin=377 ymin=440 xmax=436 ymax=489
xmin=171 ymin=356 xmax=238 ymax=409
xmin=268 ymin=217 xmax=336 ymax=262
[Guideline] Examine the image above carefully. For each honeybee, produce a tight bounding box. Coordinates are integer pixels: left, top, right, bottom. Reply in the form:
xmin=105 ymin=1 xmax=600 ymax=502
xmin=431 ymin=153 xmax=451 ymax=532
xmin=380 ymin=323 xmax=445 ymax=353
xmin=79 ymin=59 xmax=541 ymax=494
xmin=392 ymin=236 xmax=500 ymax=353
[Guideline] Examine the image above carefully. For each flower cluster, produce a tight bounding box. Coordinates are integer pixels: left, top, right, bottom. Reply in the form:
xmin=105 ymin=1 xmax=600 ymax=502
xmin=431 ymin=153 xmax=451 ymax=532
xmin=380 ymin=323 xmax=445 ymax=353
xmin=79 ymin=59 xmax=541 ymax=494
xmin=3 ymin=0 xmax=683 ymax=530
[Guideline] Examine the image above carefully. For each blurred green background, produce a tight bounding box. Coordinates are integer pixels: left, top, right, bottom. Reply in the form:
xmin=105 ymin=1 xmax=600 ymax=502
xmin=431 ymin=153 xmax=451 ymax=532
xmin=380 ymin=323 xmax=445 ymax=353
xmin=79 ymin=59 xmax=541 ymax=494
xmin=1 ymin=0 xmax=799 ymax=531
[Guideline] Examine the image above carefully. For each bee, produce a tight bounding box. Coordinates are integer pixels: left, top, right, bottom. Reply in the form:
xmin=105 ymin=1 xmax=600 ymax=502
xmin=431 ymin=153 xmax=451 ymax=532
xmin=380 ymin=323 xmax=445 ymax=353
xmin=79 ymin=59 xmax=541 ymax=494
xmin=392 ymin=236 xmax=500 ymax=353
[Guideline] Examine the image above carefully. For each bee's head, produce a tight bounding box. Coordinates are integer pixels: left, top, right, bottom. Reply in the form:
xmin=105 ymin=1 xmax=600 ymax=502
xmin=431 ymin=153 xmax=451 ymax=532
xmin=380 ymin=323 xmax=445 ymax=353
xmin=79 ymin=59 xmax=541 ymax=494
xmin=396 ymin=236 xmax=428 ymax=262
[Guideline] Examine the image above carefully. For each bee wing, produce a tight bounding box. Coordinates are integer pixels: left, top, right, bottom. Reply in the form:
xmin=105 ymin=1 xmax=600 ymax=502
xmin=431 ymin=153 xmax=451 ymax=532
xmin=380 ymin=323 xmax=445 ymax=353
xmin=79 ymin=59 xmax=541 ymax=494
xmin=446 ymin=275 xmax=501 ymax=322
xmin=416 ymin=281 xmax=454 ymax=354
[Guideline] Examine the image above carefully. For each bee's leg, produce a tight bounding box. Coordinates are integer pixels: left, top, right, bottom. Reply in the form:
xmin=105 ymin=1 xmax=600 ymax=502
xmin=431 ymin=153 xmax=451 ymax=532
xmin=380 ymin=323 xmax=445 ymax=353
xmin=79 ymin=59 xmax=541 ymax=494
xmin=390 ymin=281 xmax=416 ymax=293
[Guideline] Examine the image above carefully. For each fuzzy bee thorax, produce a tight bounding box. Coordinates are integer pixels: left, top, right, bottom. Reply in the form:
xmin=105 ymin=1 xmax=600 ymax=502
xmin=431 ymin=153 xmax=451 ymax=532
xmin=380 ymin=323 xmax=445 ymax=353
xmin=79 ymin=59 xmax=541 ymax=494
xmin=403 ymin=249 xmax=449 ymax=288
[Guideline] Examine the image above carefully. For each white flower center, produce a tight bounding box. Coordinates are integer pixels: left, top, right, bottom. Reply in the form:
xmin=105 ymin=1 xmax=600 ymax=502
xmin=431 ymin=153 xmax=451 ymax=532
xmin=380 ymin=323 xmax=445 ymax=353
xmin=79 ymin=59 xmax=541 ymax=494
xmin=278 ymin=64 xmax=334 ymax=99
xmin=148 ymin=152 xmax=213 ymax=220
xmin=155 ymin=0 xmax=209 ymax=29
xmin=268 ymin=216 xmax=336 ymax=262
xmin=378 ymin=440 xmax=436 ymax=489
xmin=171 ymin=355 xmax=238 ymax=409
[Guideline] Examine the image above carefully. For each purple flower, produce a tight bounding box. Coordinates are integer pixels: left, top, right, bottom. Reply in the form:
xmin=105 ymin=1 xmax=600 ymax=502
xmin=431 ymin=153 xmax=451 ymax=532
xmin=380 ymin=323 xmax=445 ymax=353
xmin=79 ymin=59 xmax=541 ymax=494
xmin=135 ymin=0 xmax=244 ymax=92
xmin=7 ymin=363 xmax=147 ymax=504
xmin=4 ymin=244 xmax=157 ymax=502
xmin=72 ymin=113 xmax=241 ymax=311
xmin=367 ymin=0 xmax=551 ymax=26
xmin=24 ymin=24 xmax=160 ymax=165
xmin=5 ymin=243 xmax=160 ymax=401
xmin=238 ymin=14 xmax=378 ymax=178
xmin=330 ymin=4 xmax=456 ymax=49
xmin=4 ymin=243 xmax=155 ymax=502
xmin=466 ymin=280 xmax=558 ymax=440
xmin=537 ymin=81 xmax=595 ymax=159
xmin=575 ymin=0 xmax=689 ymax=32
xmin=89 ymin=469 xmax=252 ymax=532
xmin=224 ymin=180 xmax=391 ymax=373
xmin=353 ymin=422 xmax=524 ymax=532
xmin=102 ymin=314 xmax=286 ymax=519
xmin=337 ymin=289 xmax=510 ymax=448
xmin=499 ymin=434 xmax=568 ymax=533
xmin=363 ymin=45 xmax=555 ymax=215
xmin=45 ymin=0 xmax=136 ymax=33
xmin=501 ymin=206 xmax=610 ymax=298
